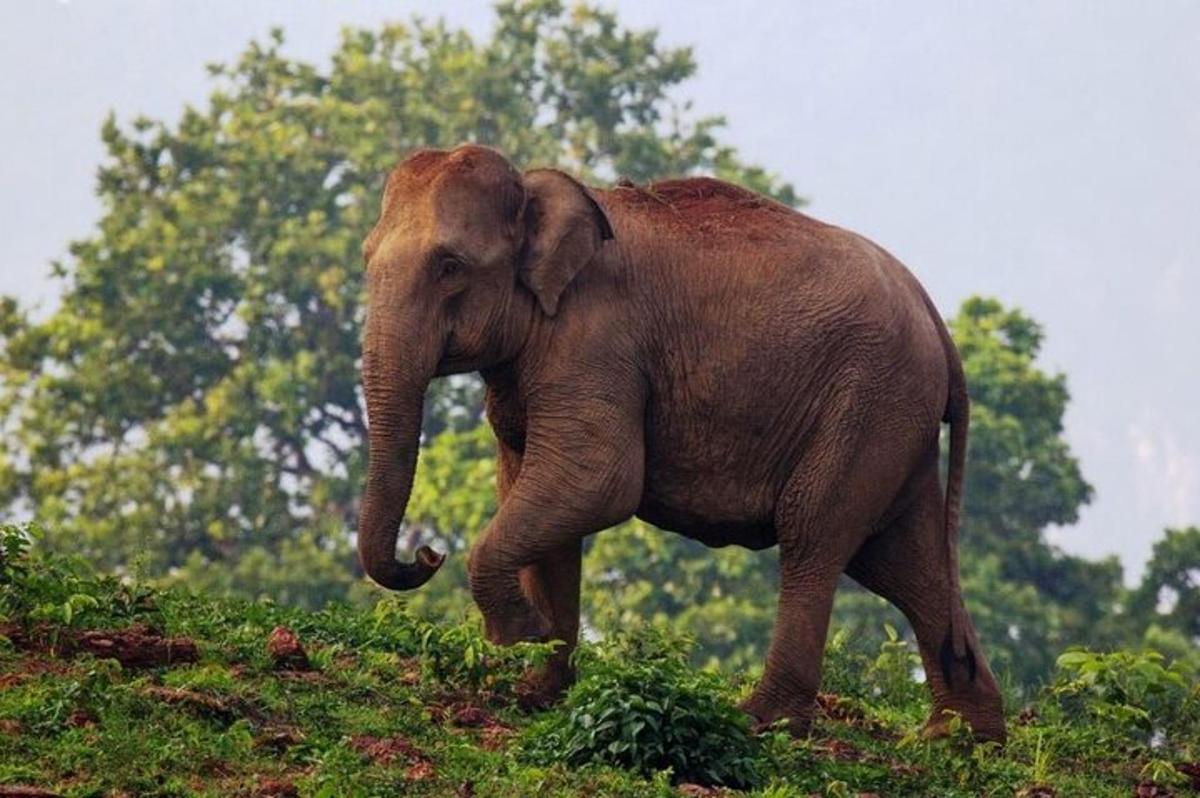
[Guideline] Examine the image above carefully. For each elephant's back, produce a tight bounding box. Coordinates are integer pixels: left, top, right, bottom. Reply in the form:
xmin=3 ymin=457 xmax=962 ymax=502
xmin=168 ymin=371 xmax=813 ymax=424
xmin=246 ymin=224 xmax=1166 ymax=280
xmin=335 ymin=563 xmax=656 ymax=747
xmin=599 ymin=178 xmax=830 ymax=244
xmin=632 ymin=214 xmax=951 ymax=536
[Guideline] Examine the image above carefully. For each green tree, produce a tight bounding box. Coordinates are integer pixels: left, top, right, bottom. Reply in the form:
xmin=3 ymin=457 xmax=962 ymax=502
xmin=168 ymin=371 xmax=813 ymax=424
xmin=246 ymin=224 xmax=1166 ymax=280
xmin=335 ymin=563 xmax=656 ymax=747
xmin=0 ymin=0 xmax=794 ymax=608
xmin=951 ymin=298 xmax=1126 ymax=684
xmin=1131 ymin=526 xmax=1200 ymax=643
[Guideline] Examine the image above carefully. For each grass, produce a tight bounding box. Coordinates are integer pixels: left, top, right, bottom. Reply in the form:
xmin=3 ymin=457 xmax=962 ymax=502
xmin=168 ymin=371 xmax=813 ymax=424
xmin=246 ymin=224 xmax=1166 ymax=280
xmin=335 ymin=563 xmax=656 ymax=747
xmin=2 ymin=522 xmax=1198 ymax=797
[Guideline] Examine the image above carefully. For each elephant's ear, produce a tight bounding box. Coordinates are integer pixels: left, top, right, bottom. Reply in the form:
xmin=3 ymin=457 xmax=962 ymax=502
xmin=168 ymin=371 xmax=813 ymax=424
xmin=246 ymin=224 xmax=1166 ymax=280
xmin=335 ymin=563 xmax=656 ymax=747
xmin=519 ymin=168 xmax=614 ymax=316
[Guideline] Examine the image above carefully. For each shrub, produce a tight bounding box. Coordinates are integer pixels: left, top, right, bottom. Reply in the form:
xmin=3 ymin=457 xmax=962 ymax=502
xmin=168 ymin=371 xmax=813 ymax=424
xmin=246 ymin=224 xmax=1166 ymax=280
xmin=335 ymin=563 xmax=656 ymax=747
xmin=1051 ymin=648 xmax=1199 ymax=745
xmin=525 ymin=627 xmax=762 ymax=787
xmin=865 ymin=624 xmax=924 ymax=707
xmin=415 ymin=609 xmax=557 ymax=694
xmin=1 ymin=521 xmax=157 ymax=629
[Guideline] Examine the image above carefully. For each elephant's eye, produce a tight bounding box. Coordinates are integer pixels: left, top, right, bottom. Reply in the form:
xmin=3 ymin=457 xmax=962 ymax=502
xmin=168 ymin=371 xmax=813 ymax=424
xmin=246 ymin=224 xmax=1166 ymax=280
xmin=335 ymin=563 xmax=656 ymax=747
xmin=436 ymin=253 xmax=466 ymax=279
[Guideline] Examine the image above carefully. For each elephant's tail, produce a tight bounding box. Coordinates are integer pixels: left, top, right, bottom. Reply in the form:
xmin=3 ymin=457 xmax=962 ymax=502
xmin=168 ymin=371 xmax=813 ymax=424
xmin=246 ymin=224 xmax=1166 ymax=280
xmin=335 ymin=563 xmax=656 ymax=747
xmin=938 ymin=330 xmax=978 ymax=686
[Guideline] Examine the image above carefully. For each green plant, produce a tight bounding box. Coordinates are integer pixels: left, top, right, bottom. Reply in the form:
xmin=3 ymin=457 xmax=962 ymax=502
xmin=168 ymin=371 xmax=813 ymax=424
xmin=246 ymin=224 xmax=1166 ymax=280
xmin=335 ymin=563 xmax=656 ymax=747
xmin=866 ymin=624 xmax=923 ymax=706
xmin=525 ymin=627 xmax=762 ymax=787
xmin=1052 ymin=648 xmax=1196 ymax=744
xmin=0 ymin=521 xmax=159 ymax=629
xmin=418 ymin=615 xmax=556 ymax=693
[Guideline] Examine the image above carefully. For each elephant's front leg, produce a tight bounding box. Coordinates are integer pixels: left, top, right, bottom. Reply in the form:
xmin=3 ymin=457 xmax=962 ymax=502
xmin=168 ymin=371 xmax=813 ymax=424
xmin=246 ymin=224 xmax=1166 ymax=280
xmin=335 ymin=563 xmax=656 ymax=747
xmin=468 ymin=401 xmax=644 ymax=694
xmin=515 ymin=540 xmax=582 ymax=708
xmin=496 ymin=438 xmax=584 ymax=706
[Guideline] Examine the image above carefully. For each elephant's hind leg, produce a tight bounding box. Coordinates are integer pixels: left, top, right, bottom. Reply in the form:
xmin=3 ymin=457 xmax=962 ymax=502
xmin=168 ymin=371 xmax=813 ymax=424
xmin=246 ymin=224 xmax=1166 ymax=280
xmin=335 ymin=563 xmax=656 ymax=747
xmin=846 ymin=455 xmax=1006 ymax=742
xmin=740 ymin=551 xmax=842 ymax=735
xmin=740 ymin=451 xmax=875 ymax=735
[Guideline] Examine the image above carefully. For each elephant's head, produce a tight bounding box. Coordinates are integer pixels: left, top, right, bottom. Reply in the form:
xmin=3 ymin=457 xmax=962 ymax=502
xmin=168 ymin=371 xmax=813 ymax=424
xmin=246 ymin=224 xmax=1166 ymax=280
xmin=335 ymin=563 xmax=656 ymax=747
xmin=357 ymin=145 xmax=614 ymax=590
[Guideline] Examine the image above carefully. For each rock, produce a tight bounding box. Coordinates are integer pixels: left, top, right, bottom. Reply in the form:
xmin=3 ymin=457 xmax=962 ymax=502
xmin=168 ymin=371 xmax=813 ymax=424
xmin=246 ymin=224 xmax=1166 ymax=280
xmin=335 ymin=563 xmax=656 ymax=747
xmin=265 ymin=626 xmax=310 ymax=671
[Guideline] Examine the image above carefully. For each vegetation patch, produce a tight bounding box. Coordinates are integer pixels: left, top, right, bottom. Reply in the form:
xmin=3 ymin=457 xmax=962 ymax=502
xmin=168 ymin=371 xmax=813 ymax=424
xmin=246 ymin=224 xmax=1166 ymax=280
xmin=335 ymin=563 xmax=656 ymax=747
xmin=2 ymin=523 xmax=1198 ymax=796
xmin=523 ymin=629 xmax=762 ymax=788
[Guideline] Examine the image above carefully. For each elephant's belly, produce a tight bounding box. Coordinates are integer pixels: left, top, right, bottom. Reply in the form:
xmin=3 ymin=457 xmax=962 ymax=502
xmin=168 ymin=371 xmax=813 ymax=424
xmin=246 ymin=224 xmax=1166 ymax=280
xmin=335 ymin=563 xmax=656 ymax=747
xmin=634 ymin=433 xmax=787 ymax=550
xmin=635 ymin=494 xmax=778 ymax=550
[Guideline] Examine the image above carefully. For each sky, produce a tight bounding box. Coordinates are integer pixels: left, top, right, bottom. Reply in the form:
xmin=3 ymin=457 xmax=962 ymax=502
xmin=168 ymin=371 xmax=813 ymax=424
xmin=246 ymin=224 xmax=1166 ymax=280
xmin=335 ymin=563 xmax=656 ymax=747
xmin=2 ymin=1 xmax=1198 ymax=579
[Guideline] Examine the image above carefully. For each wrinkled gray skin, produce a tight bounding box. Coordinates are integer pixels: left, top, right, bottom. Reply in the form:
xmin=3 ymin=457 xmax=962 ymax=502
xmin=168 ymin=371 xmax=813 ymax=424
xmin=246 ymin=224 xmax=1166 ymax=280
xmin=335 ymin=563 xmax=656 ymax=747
xmin=356 ymin=144 xmax=1005 ymax=742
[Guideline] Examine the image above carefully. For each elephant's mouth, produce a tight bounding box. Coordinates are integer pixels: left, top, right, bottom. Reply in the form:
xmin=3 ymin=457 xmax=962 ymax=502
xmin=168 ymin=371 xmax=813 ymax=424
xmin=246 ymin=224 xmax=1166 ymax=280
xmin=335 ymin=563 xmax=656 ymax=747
xmin=433 ymin=329 xmax=461 ymax=376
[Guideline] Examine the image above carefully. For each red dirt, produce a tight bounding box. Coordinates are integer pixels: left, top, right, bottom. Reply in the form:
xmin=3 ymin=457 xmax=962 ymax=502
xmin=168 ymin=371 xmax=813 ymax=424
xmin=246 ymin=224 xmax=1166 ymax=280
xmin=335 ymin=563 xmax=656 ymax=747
xmin=677 ymin=785 xmax=725 ymax=797
xmin=815 ymin=692 xmax=894 ymax=739
xmin=818 ymin=738 xmax=865 ymax=762
xmin=1134 ymin=783 xmax=1175 ymax=798
xmin=604 ymin=176 xmax=817 ymax=241
xmin=78 ymin=626 xmax=198 ymax=667
xmin=1 ymin=623 xmax=198 ymax=669
xmin=436 ymin=702 xmax=512 ymax=749
xmin=396 ymin=657 xmax=422 ymax=686
xmin=250 ymin=778 xmax=298 ymax=798
xmin=348 ymin=735 xmax=427 ymax=766
xmin=810 ymin=734 xmax=921 ymax=781
xmin=406 ymin=761 xmax=437 ymax=781
xmin=0 ymin=787 xmax=62 ymax=798
xmin=816 ymin=692 xmax=864 ymax=722
xmin=265 ymin=627 xmax=310 ymax=671
xmin=449 ymin=704 xmax=494 ymax=728
xmin=479 ymin=721 xmax=514 ymax=752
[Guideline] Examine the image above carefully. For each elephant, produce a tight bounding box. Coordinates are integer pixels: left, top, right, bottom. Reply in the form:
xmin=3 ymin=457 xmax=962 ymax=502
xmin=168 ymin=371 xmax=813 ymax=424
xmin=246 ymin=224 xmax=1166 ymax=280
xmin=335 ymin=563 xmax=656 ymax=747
xmin=356 ymin=143 xmax=1006 ymax=742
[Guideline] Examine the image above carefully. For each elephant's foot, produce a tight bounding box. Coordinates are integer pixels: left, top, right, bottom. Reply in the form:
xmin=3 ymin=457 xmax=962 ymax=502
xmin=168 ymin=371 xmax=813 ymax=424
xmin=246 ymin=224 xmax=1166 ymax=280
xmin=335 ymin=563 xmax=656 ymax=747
xmin=515 ymin=659 xmax=574 ymax=711
xmin=923 ymin=706 xmax=1006 ymax=744
xmin=738 ymin=692 xmax=815 ymax=737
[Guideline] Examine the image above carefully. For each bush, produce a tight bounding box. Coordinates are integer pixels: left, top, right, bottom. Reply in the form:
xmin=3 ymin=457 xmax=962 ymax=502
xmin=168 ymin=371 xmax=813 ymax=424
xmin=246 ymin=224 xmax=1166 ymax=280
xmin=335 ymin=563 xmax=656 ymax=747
xmin=1 ymin=522 xmax=157 ymax=629
xmin=524 ymin=627 xmax=762 ymax=788
xmin=1051 ymin=647 xmax=1199 ymax=745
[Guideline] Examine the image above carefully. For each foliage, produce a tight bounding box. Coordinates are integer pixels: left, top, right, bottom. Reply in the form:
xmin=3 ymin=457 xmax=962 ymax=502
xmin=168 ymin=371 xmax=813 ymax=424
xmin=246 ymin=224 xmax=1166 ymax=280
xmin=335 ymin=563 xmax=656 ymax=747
xmin=865 ymin=624 xmax=924 ymax=707
xmin=1050 ymin=648 xmax=1198 ymax=746
xmin=1 ymin=522 xmax=156 ymax=630
xmin=4 ymin=537 xmax=1199 ymax=796
xmin=1130 ymin=526 xmax=1200 ymax=642
xmin=524 ymin=627 xmax=762 ymax=787
xmin=0 ymin=0 xmax=795 ymax=605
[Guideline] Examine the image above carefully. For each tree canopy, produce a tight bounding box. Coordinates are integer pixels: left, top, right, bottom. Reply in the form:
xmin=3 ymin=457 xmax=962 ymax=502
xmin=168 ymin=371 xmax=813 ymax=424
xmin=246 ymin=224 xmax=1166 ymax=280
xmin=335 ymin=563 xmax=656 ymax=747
xmin=0 ymin=0 xmax=794 ymax=607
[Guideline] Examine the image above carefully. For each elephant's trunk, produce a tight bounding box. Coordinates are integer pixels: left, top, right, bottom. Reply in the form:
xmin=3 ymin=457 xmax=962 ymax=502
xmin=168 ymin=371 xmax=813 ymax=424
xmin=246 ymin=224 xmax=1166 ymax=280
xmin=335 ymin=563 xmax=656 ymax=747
xmin=356 ymin=313 xmax=445 ymax=590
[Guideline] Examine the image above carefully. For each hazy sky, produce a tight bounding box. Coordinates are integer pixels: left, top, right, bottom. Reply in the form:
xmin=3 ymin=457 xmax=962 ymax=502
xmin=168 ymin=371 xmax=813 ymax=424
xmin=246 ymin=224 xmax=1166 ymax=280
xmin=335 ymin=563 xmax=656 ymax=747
xmin=2 ymin=1 xmax=1197 ymax=579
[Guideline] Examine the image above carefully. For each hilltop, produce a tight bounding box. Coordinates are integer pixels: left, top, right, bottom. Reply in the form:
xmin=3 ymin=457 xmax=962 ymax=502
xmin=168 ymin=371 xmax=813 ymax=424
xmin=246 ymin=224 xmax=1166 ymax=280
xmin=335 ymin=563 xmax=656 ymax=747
xmin=1 ymin=524 xmax=1198 ymax=797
